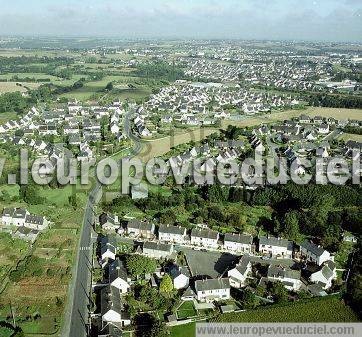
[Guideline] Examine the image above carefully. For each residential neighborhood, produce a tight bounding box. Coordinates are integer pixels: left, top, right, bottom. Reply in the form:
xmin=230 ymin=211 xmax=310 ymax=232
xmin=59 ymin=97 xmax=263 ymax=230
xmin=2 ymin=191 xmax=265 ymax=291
xmin=0 ymin=13 xmax=360 ymax=337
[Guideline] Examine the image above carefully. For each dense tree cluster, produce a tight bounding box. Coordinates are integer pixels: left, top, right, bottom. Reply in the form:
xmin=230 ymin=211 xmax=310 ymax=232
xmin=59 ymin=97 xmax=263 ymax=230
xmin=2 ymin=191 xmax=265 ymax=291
xmin=134 ymin=61 xmax=184 ymax=82
xmin=346 ymin=237 xmax=362 ymax=319
xmin=344 ymin=126 xmax=362 ymax=135
xmin=125 ymin=254 xmax=157 ymax=277
xmin=306 ymin=93 xmax=362 ymax=109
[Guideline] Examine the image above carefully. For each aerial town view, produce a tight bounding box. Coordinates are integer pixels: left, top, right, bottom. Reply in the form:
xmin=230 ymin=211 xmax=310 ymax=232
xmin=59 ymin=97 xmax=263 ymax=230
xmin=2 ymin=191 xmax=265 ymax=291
xmin=0 ymin=1 xmax=361 ymax=337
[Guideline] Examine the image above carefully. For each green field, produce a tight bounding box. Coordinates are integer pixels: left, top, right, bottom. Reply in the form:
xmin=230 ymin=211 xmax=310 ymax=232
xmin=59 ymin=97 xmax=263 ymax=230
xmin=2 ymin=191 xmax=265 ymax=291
xmin=171 ymin=323 xmax=196 ymax=337
xmin=0 ymin=182 xmax=90 ymax=335
xmin=0 ymin=111 xmax=18 ymax=124
xmin=171 ymin=297 xmax=359 ymax=337
xmin=177 ymin=301 xmax=197 ymax=319
xmin=213 ymin=296 xmax=359 ymax=323
xmin=338 ymin=133 xmax=362 ymax=143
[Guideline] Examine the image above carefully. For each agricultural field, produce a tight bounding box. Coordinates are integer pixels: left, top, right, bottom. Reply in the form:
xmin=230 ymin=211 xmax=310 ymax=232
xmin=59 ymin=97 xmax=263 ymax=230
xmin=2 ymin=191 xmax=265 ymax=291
xmin=170 ymin=296 xmax=359 ymax=337
xmin=338 ymin=133 xmax=362 ymax=143
xmin=0 ymin=111 xmax=18 ymax=124
xmin=0 ymin=184 xmax=89 ymax=336
xmin=213 ymin=296 xmax=359 ymax=323
xmin=0 ymin=232 xmax=29 ymax=290
xmin=138 ymin=127 xmax=218 ymax=162
xmin=223 ymin=107 xmax=362 ymax=129
xmin=137 ymin=106 xmax=362 ymax=163
xmin=0 ymin=81 xmax=40 ymax=94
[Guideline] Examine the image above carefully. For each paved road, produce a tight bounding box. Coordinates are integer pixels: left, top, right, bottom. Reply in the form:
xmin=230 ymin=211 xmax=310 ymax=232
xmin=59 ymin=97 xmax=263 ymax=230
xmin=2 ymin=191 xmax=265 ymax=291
xmin=63 ymin=183 xmax=102 ymax=337
xmin=63 ymin=109 xmax=143 ymax=337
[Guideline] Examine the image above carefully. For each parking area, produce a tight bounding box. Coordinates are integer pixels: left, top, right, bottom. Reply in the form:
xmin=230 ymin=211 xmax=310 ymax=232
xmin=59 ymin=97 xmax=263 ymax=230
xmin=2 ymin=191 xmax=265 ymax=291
xmin=179 ymin=246 xmax=238 ymax=278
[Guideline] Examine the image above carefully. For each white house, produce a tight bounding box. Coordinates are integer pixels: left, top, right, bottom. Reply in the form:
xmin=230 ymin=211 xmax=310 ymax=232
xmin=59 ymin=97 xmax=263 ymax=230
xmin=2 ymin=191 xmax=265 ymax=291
xmin=25 ymin=214 xmax=48 ymax=231
xmin=316 ymin=147 xmax=329 ymax=158
xmin=191 ymin=228 xmax=219 ymax=249
xmin=300 ymin=241 xmax=332 ymax=266
xmin=10 ymin=208 xmax=29 ymax=227
xmin=318 ymin=123 xmax=330 ymax=134
xmin=99 ymin=213 xmax=120 ymax=232
xmin=168 ymin=265 xmax=190 ymax=290
xmin=110 ymin=122 xmax=120 ymax=134
xmin=109 ymin=259 xmax=131 ymax=294
xmin=267 ymin=265 xmax=302 ymax=291
xmin=127 ymin=219 xmax=155 ymax=239
xmin=101 ymin=286 xmax=131 ymax=330
xmin=158 ymin=224 xmax=186 ymax=244
xmin=310 ymin=260 xmax=336 ymax=289
xmin=100 ymin=238 xmax=117 ymax=268
xmin=195 ymin=278 xmax=230 ymax=303
xmin=1 ymin=208 xmax=15 ymax=225
xmin=143 ymin=242 xmax=173 ymax=259
xmin=224 ymin=233 xmax=253 ymax=253
xmin=258 ymin=236 xmax=293 ymax=259
xmin=227 ymin=255 xmax=252 ymax=288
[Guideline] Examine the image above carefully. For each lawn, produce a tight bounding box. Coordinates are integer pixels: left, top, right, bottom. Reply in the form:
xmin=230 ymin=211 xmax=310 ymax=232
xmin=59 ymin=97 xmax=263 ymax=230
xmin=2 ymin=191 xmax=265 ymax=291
xmin=0 ymin=326 xmax=14 ymax=337
xmin=177 ymin=301 xmax=197 ymax=319
xmin=213 ymin=296 xmax=359 ymax=322
xmin=170 ymin=322 xmax=196 ymax=337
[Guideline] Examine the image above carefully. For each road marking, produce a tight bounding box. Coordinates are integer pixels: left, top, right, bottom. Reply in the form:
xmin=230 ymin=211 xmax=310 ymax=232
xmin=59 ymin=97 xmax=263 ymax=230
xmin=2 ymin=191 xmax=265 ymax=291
xmin=80 ymin=246 xmax=91 ymax=251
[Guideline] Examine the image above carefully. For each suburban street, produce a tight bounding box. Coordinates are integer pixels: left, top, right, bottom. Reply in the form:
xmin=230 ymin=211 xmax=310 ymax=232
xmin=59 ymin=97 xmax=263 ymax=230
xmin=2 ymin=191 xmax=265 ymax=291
xmin=63 ymin=110 xmax=143 ymax=337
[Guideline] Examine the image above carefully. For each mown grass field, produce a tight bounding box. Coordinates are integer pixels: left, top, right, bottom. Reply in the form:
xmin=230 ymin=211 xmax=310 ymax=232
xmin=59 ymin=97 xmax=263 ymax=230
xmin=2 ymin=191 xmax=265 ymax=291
xmin=171 ymin=323 xmax=196 ymax=337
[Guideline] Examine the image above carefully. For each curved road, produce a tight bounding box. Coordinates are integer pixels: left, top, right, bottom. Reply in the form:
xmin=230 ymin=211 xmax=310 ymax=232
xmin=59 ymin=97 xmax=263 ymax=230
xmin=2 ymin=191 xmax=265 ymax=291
xmin=63 ymin=108 xmax=143 ymax=337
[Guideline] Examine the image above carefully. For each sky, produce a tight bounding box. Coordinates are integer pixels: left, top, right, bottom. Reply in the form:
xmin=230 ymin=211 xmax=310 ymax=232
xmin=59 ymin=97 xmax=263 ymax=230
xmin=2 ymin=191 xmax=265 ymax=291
xmin=0 ymin=0 xmax=361 ymax=42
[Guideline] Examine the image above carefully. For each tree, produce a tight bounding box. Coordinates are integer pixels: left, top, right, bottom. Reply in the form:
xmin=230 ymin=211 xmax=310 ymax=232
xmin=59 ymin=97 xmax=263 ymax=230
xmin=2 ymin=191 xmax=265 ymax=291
xmin=134 ymin=313 xmax=169 ymax=337
xmin=241 ymin=289 xmax=259 ymax=309
xmin=68 ymin=194 xmax=79 ymax=209
xmin=159 ymin=209 xmax=177 ymax=225
xmin=309 ymin=195 xmax=335 ymax=236
xmin=227 ymin=209 xmax=244 ymax=230
xmin=270 ymin=281 xmax=288 ymax=303
xmin=125 ymin=255 xmax=157 ymax=277
xmin=159 ymin=274 xmax=173 ymax=293
xmin=105 ymin=82 xmax=114 ymax=91
xmin=148 ymin=319 xmax=169 ymax=337
xmin=19 ymin=184 xmax=44 ymax=204
xmin=283 ymin=211 xmax=300 ymax=242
